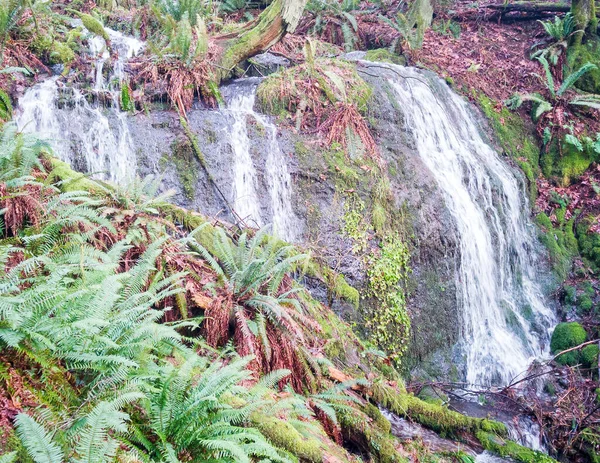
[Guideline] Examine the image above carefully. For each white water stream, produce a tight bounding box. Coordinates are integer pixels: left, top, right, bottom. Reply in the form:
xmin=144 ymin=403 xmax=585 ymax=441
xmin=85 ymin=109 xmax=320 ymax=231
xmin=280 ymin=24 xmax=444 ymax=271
xmin=16 ymin=27 xmax=144 ymax=184
xmin=381 ymin=64 xmax=555 ymax=386
xmin=224 ymin=80 xmax=297 ymax=241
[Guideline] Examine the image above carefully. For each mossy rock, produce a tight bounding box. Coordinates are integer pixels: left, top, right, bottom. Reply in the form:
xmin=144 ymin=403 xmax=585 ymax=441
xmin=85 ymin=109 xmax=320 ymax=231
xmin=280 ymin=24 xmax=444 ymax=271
xmin=364 ymin=48 xmax=406 ymax=66
xmin=550 ymin=322 xmax=587 ymax=365
xmin=582 ymin=343 xmax=599 ymax=369
xmin=568 ymin=35 xmax=600 ymax=94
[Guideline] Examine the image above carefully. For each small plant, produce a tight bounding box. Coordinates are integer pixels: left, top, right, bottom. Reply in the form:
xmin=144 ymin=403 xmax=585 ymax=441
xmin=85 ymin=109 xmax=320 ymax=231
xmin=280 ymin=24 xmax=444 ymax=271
xmin=0 ymin=0 xmax=25 ymax=58
xmin=539 ymin=12 xmax=576 ymax=42
xmin=433 ymin=19 xmax=461 ymax=38
xmin=380 ymin=0 xmax=433 ymax=50
xmin=506 ymin=56 xmax=600 ymax=123
xmin=220 ymin=0 xmax=247 ymax=13
xmin=531 ymin=13 xmax=578 ymax=68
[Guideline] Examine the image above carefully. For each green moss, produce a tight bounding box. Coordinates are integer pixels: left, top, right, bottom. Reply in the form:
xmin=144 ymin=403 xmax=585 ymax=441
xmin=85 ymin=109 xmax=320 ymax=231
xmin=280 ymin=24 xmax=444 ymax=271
xmin=30 ymin=35 xmax=76 ymax=65
xmin=567 ymin=35 xmax=600 ymax=94
xmin=576 ymin=217 xmax=600 ymax=271
xmin=47 ymin=157 xmax=104 ymax=193
xmin=564 ymin=285 xmax=577 ymax=305
xmin=476 ymin=431 xmax=559 ymax=462
xmin=477 ymin=94 xmax=540 ymax=201
xmin=339 ymin=408 xmax=408 ymax=463
xmin=556 ymin=140 xmax=593 ymax=186
xmin=71 ymin=11 xmax=110 ymax=42
xmin=582 ymin=344 xmax=599 ymax=369
xmin=550 ymin=322 xmax=587 ymax=365
xmin=252 ymin=415 xmax=323 ymax=462
xmin=363 ymin=403 xmax=392 ymax=434
xmin=372 ymin=383 xmax=507 ymax=438
xmin=364 ymin=48 xmax=406 ymax=65
xmin=535 ymin=212 xmax=577 ymax=280
xmin=168 ymin=138 xmax=200 ymax=200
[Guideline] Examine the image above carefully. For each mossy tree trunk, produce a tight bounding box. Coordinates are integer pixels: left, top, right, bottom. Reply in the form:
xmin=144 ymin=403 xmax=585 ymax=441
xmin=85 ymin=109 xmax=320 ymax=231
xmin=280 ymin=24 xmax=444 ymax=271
xmin=214 ymin=0 xmax=307 ymax=81
xmin=571 ymin=0 xmax=598 ymax=45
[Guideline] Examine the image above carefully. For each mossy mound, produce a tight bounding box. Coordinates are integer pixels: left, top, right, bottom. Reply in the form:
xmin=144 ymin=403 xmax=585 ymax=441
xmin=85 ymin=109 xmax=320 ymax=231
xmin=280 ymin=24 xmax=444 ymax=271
xmin=535 ymin=212 xmax=577 ymax=280
xmin=582 ymin=344 xmax=599 ymax=369
xmin=550 ymin=322 xmax=587 ymax=365
xmin=541 ymin=138 xmax=595 ymax=187
xmin=568 ymin=35 xmax=600 ymax=94
xmin=577 ymin=217 xmax=600 ymax=271
xmin=252 ymin=415 xmax=323 ymax=462
xmin=364 ymin=48 xmax=406 ymax=66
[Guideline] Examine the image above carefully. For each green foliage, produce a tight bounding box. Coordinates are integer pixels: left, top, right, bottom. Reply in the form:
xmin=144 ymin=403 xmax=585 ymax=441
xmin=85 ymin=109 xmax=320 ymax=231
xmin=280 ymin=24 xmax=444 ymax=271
xmin=153 ymin=10 xmax=208 ymax=66
xmin=365 ymin=235 xmax=411 ymax=360
xmin=433 ymin=19 xmax=460 ymax=38
xmin=539 ymin=13 xmax=575 ymax=43
xmin=0 ymin=89 xmax=12 ymax=123
xmin=156 ymin=0 xmax=208 ymax=24
xmin=342 ymin=195 xmax=368 ymax=252
xmin=220 ymin=0 xmax=248 ymax=13
xmin=120 ymin=82 xmax=134 ymax=112
xmin=257 ymin=58 xmax=372 ymax=119
xmin=0 ymin=0 xmax=25 ymax=57
xmin=506 ymin=56 xmax=600 ymax=121
xmin=551 ymin=322 xmax=588 ymax=365
xmin=380 ymin=0 xmax=433 ymax=50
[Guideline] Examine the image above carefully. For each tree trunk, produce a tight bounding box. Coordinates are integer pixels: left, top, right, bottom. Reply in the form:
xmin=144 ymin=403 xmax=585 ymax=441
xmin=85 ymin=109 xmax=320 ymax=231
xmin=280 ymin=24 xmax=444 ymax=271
xmin=572 ymin=0 xmax=598 ymax=45
xmin=215 ymin=0 xmax=308 ymax=81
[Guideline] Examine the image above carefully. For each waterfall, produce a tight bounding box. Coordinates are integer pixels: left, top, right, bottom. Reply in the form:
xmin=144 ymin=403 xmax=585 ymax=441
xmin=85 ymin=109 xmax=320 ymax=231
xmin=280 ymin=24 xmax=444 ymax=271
xmin=223 ymin=79 xmax=297 ymax=241
xmin=15 ymin=27 xmax=144 ymax=185
xmin=377 ymin=63 xmax=555 ymax=386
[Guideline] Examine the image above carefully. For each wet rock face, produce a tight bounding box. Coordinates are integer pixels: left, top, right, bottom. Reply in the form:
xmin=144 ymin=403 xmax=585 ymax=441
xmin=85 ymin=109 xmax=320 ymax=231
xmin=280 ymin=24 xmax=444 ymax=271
xmin=129 ymin=71 xmax=462 ymax=378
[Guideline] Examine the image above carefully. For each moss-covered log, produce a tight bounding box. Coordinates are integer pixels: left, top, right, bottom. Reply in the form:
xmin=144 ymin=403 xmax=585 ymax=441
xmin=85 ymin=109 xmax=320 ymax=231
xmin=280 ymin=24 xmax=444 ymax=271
xmin=215 ymin=0 xmax=308 ymax=81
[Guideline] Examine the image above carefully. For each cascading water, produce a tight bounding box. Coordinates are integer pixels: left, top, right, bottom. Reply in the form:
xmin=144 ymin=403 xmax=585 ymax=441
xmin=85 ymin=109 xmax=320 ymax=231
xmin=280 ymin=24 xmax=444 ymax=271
xmin=372 ymin=63 xmax=555 ymax=386
xmin=16 ymin=27 xmax=144 ymax=185
xmin=223 ymin=79 xmax=297 ymax=241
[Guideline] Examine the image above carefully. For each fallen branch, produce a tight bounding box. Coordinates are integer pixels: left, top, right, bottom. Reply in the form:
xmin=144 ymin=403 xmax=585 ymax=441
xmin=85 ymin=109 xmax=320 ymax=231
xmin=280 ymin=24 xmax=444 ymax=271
xmin=552 ymin=339 xmax=599 ymax=361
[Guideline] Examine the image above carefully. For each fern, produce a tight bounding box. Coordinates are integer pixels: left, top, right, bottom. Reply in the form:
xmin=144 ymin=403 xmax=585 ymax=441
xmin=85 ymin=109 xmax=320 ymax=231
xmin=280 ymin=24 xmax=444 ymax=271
xmin=380 ymin=0 xmax=432 ymax=50
xmin=14 ymin=414 xmax=64 ymax=463
xmin=539 ymin=13 xmax=575 ymax=42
